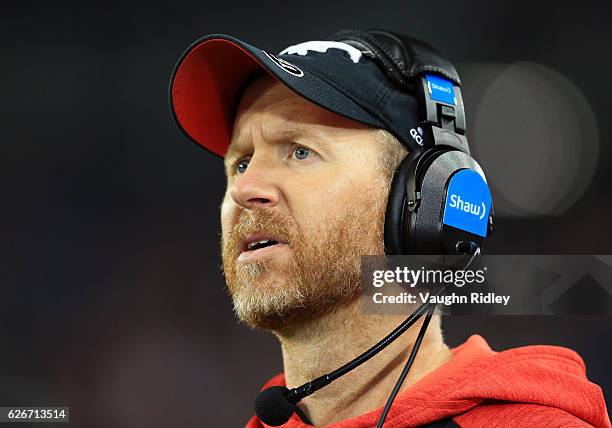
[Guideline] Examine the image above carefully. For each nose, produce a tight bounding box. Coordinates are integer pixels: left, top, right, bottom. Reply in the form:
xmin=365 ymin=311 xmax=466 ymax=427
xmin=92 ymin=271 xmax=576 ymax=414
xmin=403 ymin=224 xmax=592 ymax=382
xmin=229 ymin=156 xmax=281 ymax=209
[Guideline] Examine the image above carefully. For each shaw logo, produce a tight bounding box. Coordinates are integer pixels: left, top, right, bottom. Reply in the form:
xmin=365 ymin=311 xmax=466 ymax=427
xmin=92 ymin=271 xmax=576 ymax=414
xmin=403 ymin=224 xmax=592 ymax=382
xmin=442 ymin=169 xmax=492 ymax=238
xmin=429 ymin=81 xmax=452 ymax=94
xmin=425 ymin=74 xmax=457 ymax=106
xmin=448 ymin=194 xmax=486 ymax=220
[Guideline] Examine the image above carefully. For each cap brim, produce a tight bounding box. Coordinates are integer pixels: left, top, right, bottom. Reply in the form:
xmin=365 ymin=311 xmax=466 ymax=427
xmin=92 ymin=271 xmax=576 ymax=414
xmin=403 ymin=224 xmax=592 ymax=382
xmin=169 ymin=34 xmax=384 ymax=157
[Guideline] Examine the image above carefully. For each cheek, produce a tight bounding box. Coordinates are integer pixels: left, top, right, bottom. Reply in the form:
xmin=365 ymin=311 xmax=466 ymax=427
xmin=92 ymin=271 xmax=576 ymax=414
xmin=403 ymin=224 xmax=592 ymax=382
xmin=323 ymin=165 xmax=380 ymax=205
xmin=290 ymin=168 xmax=375 ymax=229
xmin=220 ymin=193 xmax=234 ymax=236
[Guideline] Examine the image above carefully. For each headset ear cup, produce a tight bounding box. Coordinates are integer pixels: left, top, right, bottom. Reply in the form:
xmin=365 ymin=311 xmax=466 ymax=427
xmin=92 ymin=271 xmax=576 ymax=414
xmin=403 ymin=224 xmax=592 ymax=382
xmin=409 ymin=150 xmax=491 ymax=254
xmin=384 ymin=150 xmax=421 ymax=254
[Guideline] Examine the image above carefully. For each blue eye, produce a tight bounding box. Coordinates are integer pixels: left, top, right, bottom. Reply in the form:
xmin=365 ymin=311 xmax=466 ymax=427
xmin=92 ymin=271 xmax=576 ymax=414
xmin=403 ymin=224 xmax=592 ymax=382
xmin=293 ymin=146 xmax=310 ymax=160
xmin=236 ymin=158 xmax=250 ymax=174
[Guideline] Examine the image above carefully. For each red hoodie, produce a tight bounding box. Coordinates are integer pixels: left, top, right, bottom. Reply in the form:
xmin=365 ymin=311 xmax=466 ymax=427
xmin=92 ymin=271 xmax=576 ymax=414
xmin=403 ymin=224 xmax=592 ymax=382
xmin=246 ymin=335 xmax=610 ymax=427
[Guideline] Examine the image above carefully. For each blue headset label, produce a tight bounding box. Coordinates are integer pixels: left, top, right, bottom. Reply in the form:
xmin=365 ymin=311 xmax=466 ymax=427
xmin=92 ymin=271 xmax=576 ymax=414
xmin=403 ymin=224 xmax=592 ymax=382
xmin=442 ymin=169 xmax=492 ymax=237
xmin=425 ymin=74 xmax=457 ymax=105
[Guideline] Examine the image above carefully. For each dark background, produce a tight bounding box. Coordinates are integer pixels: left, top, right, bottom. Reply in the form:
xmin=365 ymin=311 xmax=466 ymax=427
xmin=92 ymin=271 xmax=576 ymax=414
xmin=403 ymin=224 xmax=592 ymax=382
xmin=2 ymin=1 xmax=611 ymax=427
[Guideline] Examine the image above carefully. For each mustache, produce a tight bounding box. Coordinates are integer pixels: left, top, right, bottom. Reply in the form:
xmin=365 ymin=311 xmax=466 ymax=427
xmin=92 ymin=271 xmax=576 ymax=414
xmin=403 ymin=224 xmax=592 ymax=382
xmin=223 ymin=208 xmax=298 ymax=256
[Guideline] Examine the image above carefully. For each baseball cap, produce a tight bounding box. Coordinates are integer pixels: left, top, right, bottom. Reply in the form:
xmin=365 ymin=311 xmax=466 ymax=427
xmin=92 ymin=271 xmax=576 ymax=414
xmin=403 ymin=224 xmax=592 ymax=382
xmin=169 ymin=33 xmax=421 ymax=157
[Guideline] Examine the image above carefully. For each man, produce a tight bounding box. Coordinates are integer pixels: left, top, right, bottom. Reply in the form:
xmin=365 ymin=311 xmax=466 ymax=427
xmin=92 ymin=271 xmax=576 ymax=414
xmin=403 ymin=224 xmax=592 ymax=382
xmin=169 ymin=32 xmax=610 ymax=427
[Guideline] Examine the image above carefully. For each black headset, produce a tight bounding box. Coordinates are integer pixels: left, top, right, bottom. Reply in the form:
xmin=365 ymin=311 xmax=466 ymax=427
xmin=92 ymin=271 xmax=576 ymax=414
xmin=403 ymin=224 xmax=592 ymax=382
xmin=254 ymin=30 xmax=494 ymax=427
xmin=330 ymin=29 xmax=494 ymax=256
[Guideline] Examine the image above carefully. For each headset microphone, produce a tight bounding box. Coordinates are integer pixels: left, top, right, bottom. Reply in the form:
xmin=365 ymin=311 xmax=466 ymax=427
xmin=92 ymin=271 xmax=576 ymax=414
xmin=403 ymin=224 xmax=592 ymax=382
xmin=254 ymin=299 xmax=436 ymax=425
xmin=254 ymin=386 xmax=297 ymax=427
xmin=255 ymin=244 xmax=481 ymax=426
xmin=254 ymin=300 xmax=436 ymax=426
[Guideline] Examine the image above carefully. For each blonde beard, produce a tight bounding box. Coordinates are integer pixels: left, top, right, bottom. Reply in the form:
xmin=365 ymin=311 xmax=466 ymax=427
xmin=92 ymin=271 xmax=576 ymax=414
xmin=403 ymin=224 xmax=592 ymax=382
xmin=221 ymin=188 xmax=387 ymax=331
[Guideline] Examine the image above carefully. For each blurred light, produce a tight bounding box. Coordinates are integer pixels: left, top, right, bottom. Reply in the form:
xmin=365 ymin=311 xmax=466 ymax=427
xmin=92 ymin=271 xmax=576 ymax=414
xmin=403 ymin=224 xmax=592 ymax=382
xmin=460 ymin=62 xmax=599 ymax=217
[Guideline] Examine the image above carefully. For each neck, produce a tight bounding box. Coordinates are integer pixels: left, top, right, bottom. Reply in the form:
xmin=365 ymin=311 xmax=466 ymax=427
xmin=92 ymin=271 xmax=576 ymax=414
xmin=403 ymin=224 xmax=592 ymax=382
xmin=273 ymin=300 xmax=452 ymax=427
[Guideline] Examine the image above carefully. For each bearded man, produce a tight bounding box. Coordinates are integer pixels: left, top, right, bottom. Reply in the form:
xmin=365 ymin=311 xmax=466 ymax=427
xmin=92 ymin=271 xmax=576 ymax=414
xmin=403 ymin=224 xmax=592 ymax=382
xmin=169 ymin=31 xmax=610 ymax=427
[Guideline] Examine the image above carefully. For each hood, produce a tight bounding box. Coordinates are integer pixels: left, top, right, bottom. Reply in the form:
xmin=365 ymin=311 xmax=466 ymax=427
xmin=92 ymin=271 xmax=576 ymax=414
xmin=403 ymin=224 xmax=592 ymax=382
xmin=246 ymin=335 xmax=610 ymax=427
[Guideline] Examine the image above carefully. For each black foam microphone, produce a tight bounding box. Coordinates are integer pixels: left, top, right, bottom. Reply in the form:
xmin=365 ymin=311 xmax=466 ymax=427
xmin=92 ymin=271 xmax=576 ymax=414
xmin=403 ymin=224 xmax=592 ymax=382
xmin=254 ymin=386 xmax=296 ymax=426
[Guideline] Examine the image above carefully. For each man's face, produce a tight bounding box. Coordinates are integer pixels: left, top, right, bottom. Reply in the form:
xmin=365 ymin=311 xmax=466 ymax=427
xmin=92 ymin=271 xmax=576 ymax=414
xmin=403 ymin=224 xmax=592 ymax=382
xmin=221 ymin=75 xmax=389 ymax=330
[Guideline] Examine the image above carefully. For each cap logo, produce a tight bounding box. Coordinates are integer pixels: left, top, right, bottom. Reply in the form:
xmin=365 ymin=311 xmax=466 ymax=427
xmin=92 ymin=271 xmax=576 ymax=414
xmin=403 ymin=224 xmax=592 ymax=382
xmin=262 ymin=51 xmax=304 ymax=77
xmin=279 ymin=41 xmax=363 ymax=64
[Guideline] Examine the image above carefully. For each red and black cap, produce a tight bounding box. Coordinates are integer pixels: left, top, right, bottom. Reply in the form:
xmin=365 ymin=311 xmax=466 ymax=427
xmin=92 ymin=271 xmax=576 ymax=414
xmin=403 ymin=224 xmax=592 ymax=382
xmin=169 ymin=34 xmax=421 ymax=157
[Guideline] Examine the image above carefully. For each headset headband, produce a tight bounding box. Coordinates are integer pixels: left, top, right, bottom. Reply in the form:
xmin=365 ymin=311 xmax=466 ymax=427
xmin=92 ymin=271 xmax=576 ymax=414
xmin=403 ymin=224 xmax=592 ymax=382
xmin=331 ymin=29 xmax=469 ymax=154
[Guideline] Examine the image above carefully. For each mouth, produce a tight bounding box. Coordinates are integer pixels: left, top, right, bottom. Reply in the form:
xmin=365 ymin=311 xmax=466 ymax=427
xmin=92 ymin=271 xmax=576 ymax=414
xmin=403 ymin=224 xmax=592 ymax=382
xmin=238 ymin=233 xmax=290 ymax=262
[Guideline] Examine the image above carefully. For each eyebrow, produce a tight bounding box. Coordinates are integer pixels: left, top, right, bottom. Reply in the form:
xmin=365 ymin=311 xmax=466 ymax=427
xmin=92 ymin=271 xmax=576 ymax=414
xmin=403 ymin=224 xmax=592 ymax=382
xmin=224 ymin=125 xmax=323 ymax=167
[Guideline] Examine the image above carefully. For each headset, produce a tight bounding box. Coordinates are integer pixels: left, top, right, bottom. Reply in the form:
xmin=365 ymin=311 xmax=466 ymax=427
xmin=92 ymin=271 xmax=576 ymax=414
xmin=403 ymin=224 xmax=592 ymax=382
xmin=330 ymin=29 xmax=494 ymax=255
xmin=254 ymin=29 xmax=494 ymax=427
